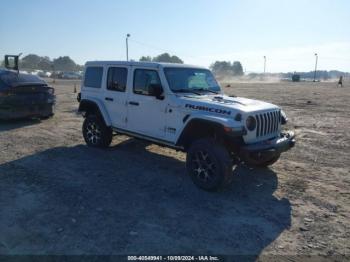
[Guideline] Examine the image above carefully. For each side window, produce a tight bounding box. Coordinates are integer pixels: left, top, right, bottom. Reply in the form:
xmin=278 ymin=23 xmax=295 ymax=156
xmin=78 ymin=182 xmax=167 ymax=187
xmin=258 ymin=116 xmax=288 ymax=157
xmin=84 ymin=67 xmax=103 ymax=88
xmin=133 ymin=69 xmax=161 ymax=95
xmin=107 ymin=67 xmax=128 ymax=92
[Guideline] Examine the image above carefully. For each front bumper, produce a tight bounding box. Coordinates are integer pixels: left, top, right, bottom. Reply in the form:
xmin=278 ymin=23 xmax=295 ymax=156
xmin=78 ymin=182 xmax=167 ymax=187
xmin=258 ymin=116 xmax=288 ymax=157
xmin=241 ymin=131 xmax=296 ymax=157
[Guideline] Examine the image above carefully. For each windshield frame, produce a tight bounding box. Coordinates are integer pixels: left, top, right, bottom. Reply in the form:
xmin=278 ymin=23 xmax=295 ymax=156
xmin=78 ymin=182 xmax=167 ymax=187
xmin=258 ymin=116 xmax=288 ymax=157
xmin=163 ymin=67 xmax=221 ymax=94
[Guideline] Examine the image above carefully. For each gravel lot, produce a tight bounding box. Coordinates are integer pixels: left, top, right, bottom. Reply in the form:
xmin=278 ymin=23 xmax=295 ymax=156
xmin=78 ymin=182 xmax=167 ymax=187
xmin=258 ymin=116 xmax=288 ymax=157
xmin=0 ymin=79 xmax=349 ymax=259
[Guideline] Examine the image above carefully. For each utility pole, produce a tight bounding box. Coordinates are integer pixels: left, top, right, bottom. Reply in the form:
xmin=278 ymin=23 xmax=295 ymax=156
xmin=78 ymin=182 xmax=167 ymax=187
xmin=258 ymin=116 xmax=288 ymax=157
xmin=126 ymin=34 xmax=130 ymax=61
xmin=313 ymin=53 xmax=318 ymax=82
xmin=51 ymin=64 xmax=55 ymax=83
xmin=263 ymin=56 xmax=266 ymax=74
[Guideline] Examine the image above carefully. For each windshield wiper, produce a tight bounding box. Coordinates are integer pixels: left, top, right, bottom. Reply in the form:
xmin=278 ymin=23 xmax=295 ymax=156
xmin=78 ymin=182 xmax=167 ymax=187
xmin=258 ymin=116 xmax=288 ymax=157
xmin=173 ymin=89 xmax=202 ymax=95
xmin=193 ymin=88 xmax=219 ymax=94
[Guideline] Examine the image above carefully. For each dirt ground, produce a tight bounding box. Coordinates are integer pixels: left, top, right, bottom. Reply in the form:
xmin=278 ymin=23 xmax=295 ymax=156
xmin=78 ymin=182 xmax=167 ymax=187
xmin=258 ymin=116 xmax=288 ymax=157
xmin=0 ymin=79 xmax=349 ymax=259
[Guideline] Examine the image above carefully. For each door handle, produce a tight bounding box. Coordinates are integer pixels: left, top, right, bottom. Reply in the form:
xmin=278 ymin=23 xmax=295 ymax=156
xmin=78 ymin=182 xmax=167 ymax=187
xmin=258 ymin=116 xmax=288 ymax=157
xmin=105 ymin=97 xmax=114 ymax=101
xmin=129 ymin=101 xmax=139 ymax=106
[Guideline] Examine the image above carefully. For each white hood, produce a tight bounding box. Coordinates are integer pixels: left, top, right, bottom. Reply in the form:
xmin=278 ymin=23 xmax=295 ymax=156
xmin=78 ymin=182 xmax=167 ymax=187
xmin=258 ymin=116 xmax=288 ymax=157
xmin=179 ymin=94 xmax=279 ymax=114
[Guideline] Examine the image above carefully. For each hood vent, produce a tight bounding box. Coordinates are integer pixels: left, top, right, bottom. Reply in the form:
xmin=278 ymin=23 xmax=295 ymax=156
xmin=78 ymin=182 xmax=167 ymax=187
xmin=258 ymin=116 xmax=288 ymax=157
xmin=212 ymin=96 xmax=245 ymax=105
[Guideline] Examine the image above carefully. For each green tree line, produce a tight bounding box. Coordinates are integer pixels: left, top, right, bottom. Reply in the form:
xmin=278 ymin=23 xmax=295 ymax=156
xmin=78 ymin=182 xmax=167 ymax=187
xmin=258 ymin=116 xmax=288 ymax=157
xmin=2 ymin=53 xmax=348 ymax=79
xmin=1 ymin=53 xmax=247 ymax=78
xmin=139 ymin=53 xmax=245 ymax=78
xmin=210 ymin=61 xmax=244 ymax=77
xmin=139 ymin=53 xmax=184 ymax=64
xmin=1 ymin=54 xmax=83 ymax=72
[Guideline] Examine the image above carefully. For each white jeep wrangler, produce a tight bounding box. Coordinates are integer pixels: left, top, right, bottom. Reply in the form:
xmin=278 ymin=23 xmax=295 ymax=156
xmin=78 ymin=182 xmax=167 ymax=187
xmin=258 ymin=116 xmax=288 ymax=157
xmin=78 ymin=61 xmax=295 ymax=191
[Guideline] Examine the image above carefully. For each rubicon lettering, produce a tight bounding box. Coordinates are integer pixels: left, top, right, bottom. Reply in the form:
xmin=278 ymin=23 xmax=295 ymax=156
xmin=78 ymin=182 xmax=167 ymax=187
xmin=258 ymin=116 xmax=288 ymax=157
xmin=185 ymin=104 xmax=231 ymax=115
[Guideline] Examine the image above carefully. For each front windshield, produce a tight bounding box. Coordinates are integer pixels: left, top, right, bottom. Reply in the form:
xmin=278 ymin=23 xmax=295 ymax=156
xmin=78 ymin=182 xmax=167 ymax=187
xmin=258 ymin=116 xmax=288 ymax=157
xmin=164 ymin=67 xmax=221 ymax=93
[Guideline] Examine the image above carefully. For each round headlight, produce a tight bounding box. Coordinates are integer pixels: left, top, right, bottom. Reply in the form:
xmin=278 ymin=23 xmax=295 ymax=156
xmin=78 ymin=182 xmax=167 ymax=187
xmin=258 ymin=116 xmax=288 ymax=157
xmin=246 ymin=115 xmax=256 ymax=131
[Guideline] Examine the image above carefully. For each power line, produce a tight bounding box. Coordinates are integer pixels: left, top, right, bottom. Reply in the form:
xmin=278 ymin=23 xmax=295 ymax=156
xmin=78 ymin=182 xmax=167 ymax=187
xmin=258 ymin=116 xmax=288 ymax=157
xmin=318 ymin=57 xmax=350 ymax=61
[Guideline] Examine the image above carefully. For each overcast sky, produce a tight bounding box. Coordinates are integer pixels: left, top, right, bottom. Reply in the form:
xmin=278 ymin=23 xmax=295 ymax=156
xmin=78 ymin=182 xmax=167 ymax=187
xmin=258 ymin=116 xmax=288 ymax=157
xmin=1 ymin=0 xmax=349 ymax=72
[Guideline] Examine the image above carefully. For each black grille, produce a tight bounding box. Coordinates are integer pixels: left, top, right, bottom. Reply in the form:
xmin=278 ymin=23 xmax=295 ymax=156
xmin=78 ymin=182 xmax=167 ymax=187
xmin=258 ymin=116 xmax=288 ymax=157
xmin=255 ymin=110 xmax=280 ymax=137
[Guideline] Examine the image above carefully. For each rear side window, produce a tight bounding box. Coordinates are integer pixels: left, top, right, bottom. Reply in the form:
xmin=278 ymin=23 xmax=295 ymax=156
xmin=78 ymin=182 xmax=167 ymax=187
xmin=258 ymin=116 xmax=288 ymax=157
xmin=133 ymin=69 xmax=161 ymax=95
xmin=84 ymin=67 xmax=103 ymax=88
xmin=107 ymin=67 xmax=127 ymax=92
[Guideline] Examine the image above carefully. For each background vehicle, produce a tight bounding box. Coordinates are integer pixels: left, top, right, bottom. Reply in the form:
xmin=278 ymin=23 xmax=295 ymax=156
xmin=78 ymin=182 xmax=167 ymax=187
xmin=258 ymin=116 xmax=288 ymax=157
xmin=0 ymin=55 xmax=55 ymax=120
xmin=61 ymin=72 xmax=82 ymax=80
xmin=78 ymin=61 xmax=295 ymax=191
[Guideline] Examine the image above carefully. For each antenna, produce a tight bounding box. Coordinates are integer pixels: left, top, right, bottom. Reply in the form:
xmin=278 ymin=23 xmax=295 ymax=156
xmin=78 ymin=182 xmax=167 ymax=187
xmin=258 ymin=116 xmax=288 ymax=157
xmin=126 ymin=34 xmax=131 ymax=61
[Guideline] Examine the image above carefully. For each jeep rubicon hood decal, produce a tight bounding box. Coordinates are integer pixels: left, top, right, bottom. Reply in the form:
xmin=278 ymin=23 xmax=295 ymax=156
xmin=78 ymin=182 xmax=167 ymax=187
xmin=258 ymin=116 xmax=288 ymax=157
xmin=185 ymin=104 xmax=232 ymax=115
xmin=211 ymin=96 xmax=245 ymax=105
xmin=180 ymin=94 xmax=278 ymax=113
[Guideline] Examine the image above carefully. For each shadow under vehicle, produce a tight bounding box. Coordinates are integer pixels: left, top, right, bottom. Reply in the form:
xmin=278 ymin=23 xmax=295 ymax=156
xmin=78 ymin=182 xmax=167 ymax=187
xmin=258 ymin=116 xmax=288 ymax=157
xmin=0 ymin=55 xmax=55 ymax=120
xmin=0 ymin=141 xmax=291 ymax=257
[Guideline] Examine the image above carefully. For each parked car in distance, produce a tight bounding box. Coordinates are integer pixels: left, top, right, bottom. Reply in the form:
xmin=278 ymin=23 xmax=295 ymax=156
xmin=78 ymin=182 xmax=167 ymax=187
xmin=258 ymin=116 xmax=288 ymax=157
xmin=31 ymin=70 xmax=49 ymax=78
xmin=0 ymin=68 xmax=55 ymax=120
xmin=50 ymin=71 xmax=81 ymax=80
xmin=61 ymin=72 xmax=81 ymax=80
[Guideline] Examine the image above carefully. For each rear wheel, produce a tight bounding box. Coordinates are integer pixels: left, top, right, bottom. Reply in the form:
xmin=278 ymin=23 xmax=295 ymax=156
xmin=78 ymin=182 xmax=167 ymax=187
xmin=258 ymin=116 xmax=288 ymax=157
xmin=82 ymin=114 xmax=112 ymax=148
xmin=186 ymin=138 xmax=233 ymax=191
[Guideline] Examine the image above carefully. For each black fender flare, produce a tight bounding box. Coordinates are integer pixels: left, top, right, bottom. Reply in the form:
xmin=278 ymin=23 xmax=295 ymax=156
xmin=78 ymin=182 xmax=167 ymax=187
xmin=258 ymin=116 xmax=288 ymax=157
xmin=176 ymin=118 xmax=226 ymax=148
xmin=78 ymin=99 xmax=111 ymax=126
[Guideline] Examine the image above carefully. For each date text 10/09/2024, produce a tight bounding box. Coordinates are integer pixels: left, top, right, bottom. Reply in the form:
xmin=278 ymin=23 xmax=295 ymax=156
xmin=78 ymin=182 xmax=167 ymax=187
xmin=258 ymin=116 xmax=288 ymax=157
xmin=127 ymin=256 xmax=220 ymax=261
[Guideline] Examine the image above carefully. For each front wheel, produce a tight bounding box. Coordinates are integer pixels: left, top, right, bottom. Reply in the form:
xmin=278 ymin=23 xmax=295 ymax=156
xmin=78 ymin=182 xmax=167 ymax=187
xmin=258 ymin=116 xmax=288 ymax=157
xmin=82 ymin=114 xmax=112 ymax=148
xmin=186 ymin=138 xmax=233 ymax=191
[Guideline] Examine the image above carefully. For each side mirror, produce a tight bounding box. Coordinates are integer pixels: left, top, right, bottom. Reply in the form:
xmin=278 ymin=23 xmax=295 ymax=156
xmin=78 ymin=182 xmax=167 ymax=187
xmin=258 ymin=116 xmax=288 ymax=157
xmin=148 ymin=84 xmax=164 ymax=99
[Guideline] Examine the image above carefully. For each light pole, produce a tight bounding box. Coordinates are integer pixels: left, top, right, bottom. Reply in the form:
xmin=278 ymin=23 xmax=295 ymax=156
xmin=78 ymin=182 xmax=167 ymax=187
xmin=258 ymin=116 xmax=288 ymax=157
xmin=126 ymin=34 xmax=130 ymax=61
xmin=313 ymin=53 xmax=318 ymax=82
xmin=51 ymin=64 xmax=55 ymax=83
xmin=263 ymin=56 xmax=266 ymax=74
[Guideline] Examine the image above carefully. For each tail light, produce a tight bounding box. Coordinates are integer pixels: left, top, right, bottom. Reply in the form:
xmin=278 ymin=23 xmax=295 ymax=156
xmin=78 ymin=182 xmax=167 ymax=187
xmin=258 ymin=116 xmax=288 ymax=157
xmin=0 ymin=91 xmax=9 ymax=97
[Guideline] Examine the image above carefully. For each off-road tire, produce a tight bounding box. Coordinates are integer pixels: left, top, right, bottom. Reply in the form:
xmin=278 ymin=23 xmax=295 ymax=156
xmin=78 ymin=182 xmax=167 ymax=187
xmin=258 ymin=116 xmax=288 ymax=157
xmin=243 ymin=152 xmax=281 ymax=167
xmin=83 ymin=114 xmax=112 ymax=148
xmin=186 ymin=138 xmax=233 ymax=191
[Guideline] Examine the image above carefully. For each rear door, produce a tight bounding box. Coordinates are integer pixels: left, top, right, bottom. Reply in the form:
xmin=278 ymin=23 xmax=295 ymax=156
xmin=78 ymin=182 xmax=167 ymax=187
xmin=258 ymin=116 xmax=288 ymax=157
xmin=104 ymin=66 xmax=129 ymax=128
